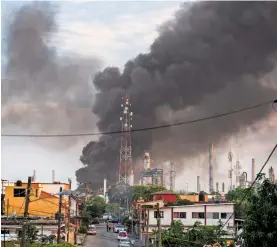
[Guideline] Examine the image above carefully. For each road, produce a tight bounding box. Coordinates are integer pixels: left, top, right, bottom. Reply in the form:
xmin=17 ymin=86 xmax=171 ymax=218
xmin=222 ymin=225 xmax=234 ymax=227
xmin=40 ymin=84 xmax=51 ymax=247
xmin=84 ymin=225 xmax=118 ymax=247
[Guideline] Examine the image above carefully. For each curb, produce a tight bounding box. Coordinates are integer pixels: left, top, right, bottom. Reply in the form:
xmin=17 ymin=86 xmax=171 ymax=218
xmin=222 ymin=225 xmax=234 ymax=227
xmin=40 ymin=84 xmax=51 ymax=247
xmin=81 ymin=234 xmax=87 ymax=246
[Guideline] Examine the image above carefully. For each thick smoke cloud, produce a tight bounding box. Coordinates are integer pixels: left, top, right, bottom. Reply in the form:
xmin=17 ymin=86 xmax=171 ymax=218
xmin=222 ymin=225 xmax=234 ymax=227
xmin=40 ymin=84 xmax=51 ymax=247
xmin=2 ymin=2 xmax=100 ymax=148
xmin=78 ymin=1 xmax=277 ymax=188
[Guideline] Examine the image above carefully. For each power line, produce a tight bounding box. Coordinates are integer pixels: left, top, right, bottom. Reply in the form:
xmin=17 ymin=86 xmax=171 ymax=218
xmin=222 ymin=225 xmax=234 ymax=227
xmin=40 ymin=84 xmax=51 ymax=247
xmin=1 ymin=99 xmax=275 ymax=138
xmin=220 ymin=143 xmax=277 ymax=230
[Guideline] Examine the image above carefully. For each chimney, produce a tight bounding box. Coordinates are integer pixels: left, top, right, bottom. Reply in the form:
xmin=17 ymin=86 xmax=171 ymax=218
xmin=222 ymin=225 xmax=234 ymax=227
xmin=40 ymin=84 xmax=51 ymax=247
xmin=144 ymin=152 xmax=151 ymax=170
xmin=222 ymin=182 xmax=225 ymax=192
xmin=209 ymin=142 xmax=214 ymax=193
xmin=32 ymin=170 xmax=36 ymax=182
xmin=197 ymin=176 xmax=200 ymax=193
xmin=52 ymin=170 xmax=55 ymax=183
xmin=129 ymin=170 xmax=134 ymax=186
xmin=252 ymin=159 xmax=256 ymax=182
xmin=103 ymin=178 xmax=107 ymax=202
xmin=216 ymin=182 xmax=219 ymax=192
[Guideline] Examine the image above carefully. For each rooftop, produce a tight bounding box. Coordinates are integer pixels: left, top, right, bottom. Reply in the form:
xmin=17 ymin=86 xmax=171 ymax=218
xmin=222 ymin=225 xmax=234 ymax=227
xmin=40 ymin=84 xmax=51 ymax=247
xmin=152 ymin=190 xmax=176 ymax=195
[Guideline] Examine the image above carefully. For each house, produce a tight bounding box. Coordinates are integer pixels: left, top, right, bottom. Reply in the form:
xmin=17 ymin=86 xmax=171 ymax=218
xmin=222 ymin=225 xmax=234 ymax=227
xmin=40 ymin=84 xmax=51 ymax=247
xmin=146 ymin=203 xmax=235 ymax=231
xmin=4 ymin=180 xmax=70 ymax=218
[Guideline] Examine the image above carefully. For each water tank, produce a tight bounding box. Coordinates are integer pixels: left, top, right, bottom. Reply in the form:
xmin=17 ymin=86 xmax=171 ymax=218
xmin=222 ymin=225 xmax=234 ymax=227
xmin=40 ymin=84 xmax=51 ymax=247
xmin=199 ymin=191 xmax=205 ymax=202
xmin=16 ymin=180 xmax=22 ymax=187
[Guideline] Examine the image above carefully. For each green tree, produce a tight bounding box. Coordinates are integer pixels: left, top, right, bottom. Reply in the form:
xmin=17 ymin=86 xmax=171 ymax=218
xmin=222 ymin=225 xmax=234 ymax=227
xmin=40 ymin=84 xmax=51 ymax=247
xmin=86 ymin=196 xmax=106 ymax=218
xmin=241 ymin=178 xmax=277 ymax=247
xmin=105 ymin=203 xmax=120 ymax=216
xmin=131 ymin=185 xmax=167 ymax=202
xmin=26 ymin=224 xmax=39 ymax=244
xmin=226 ymin=187 xmax=254 ymax=219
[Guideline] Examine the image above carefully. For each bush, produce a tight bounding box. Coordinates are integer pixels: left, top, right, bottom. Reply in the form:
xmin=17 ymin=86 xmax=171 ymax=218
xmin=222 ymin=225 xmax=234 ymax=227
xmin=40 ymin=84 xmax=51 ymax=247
xmin=78 ymin=225 xmax=87 ymax=234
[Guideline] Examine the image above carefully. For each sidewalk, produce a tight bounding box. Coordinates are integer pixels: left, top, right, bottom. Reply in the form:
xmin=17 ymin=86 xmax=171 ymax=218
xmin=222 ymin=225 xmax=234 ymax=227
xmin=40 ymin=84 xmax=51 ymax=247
xmin=76 ymin=233 xmax=86 ymax=246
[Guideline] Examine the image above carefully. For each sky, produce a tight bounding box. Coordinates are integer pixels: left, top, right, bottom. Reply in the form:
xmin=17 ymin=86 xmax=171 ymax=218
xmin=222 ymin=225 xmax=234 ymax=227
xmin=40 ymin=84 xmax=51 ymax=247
xmin=1 ymin=0 xmax=182 ymax=189
xmin=1 ymin=0 xmax=277 ymax=191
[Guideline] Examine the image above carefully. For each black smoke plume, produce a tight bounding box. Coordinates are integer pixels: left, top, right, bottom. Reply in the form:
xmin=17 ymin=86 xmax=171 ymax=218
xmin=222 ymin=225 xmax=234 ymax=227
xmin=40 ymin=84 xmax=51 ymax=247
xmin=78 ymin=1 xmax=277 ymax=188
xmin=2 ymin=2 xmax=100 ymax=149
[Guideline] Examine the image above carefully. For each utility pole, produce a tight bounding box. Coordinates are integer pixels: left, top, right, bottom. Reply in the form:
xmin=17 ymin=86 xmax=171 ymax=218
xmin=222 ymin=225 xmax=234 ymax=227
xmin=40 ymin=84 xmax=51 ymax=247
xmin=67 ymin=178 xmax=72 ymax=243
xmin=145 ymin=208 xmax=149 ymax=247
xmin=6 ymin=199 xmax=9 ymax=216
xmin=156 ymin=203 xmax=162 ymax=247
xmin=20 ymin=176 xmax=32 ymax=247
xmin=57 ymin=187 xmax=63 ymax=244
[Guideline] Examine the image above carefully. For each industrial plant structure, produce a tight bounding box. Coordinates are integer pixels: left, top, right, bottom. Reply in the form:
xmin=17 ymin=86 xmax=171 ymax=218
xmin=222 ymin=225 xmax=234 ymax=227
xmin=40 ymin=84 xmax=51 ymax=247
xmin=140 ymin=152 xmax=163 ymax=186
xmin=209 ymin=142 xmax=214 ymax=193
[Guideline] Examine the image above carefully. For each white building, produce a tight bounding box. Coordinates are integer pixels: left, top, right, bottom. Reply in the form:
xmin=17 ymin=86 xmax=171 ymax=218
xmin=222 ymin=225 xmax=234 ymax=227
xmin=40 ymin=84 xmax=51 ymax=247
xmin=146 ymin=203 xmax=235 ymax=231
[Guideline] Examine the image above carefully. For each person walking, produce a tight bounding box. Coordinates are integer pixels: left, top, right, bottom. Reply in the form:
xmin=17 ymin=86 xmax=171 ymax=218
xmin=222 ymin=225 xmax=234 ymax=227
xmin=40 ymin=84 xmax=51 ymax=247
xmin=106 ymin=221 xmax=109 ymax=232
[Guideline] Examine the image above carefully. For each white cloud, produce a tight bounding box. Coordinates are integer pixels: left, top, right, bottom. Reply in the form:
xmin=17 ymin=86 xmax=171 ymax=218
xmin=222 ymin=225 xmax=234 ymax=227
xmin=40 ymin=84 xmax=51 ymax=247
xmin=55 ymin=5 xmax=179 ymax=68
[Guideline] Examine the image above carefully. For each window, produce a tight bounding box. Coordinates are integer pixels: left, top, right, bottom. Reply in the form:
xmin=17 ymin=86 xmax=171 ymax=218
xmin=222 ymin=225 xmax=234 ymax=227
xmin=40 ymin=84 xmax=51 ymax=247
xmin=173 ymin=212 xmax=180 ymax=218
xmin=14 ymin=188 xmax=26 ymax=197
xmin=213 ymin=213 xmax=219 ymax=219
xmin=35 ymin=189 xmax=38 ymax=197
xmin=154 ymin=211 xmax=164 ymax=218
xmin=180 ymin=212 xmax=186 ymax=218
xmin=221 ymin=213 xmax=227 ymax=219
xmin=192 ymin=212 xmax=204 ymax=219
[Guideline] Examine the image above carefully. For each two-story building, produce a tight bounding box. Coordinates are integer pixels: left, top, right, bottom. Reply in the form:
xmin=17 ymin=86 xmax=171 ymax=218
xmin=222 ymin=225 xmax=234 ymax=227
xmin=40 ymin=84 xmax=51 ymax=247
xmin=147 ymin=203 xmax=235 ymax=230
xmin=4 ymin=180 xmax=70 ymax=218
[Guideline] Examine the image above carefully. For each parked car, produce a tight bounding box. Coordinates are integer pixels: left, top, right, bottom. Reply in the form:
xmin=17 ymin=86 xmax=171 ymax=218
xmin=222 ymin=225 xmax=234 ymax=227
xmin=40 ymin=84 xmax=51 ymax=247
xmin=118 ymin=238 xmax=130 ymax=247
xmin=114 ymin=224 xmax=125 ymax=233
xmin=87 ymin=225 xmax=97 ymax=235
xmin=117 ymin=231 xmax=128 ymax=241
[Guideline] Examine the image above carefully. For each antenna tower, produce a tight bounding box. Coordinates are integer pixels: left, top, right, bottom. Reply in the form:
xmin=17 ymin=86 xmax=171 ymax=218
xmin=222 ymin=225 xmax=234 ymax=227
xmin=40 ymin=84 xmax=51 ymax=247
xmin=118 ymin=93 xmax=133 ymax=189
xmin=169 ymin=162 xmax=176 ymax=191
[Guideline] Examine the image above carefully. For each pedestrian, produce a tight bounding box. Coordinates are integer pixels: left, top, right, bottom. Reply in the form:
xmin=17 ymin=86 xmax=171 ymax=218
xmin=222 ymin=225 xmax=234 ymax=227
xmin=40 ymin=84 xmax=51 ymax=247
xmin=106 ymin=222 xmax=109 ymax=232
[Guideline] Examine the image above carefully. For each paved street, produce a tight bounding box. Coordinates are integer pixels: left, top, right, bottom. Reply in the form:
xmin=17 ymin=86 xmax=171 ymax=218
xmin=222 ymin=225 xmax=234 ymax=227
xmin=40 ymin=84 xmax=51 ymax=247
xmin=84 ymin=225 xmax=118 ymax=247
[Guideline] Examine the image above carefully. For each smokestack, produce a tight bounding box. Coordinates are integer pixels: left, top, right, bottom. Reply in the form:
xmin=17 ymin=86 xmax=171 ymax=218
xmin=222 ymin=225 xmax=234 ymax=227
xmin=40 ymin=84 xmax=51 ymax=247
xmin=129 ymin=170 xmax=134 ymax=186
xmin=103 ymin=178 xmax=107 ymax=201
xmin=252 ymin=158 xmax=256 ymax=182
xmin=52 ymin=170 xmax=55 ymax=183
xmin=32 ymin=170 xmax=36 ymax=182
xmin=216 ymin=182 xmax=219 ymax=192
xmin=197 ymin=176 xmax=200 ymax=193
xmin=269 ymin=166 xmax=275 ymax=183
xmin=144 ymin=152 xmax=151 ymax=170
xmin=209 ymin=142 xmax=214 ymax=193
xmin=222 ymin=182 xmax=225 ymax=192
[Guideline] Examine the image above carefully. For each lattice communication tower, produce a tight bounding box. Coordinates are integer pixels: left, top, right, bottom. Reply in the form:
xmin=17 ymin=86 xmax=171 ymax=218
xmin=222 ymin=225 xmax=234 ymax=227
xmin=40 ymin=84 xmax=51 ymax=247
xmin=118 ymin=93 xmax=133 ymax=188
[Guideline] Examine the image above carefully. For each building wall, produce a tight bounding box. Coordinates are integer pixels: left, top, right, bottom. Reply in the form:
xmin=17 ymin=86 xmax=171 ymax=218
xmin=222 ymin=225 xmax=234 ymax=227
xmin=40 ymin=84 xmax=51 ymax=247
xmin=4 ymin=183 xmax=67 ymax=218
xmin=148 ymin=207 xmax=172 ymax=226
xmin=179 ymin=194 xmax=208 ymax=202
xmin=41 ymin=183 xmax=69 ymax=195
xmin=153 ymin=194 xmax=176 ymax=202
xmin=147 ymin=203 xmax=234 ymax=230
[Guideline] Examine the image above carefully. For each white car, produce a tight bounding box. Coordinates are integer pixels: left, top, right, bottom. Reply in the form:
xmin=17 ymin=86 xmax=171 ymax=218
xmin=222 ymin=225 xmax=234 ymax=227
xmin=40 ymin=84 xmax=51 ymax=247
xmin=117 ymin=231 xmax=128 ymax=241
xmin=114 ymin=224 xmax=125 ymax=233
xmin=87 ymin=225 xmax=96 ymax=235
xmin=118 ymin=238 xmax=130 ymax=247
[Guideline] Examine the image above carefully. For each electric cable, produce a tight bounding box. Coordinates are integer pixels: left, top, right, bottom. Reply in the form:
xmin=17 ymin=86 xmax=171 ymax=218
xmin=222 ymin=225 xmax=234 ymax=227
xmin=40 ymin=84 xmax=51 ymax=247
xmin=1 ymin=99 xmax=275 ymax=137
